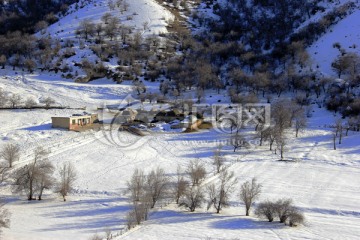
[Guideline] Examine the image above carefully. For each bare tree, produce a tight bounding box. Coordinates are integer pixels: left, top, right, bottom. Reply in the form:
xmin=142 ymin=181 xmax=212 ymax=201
xmin=332 ymin=54 xmax=351 ymax=78
xmin=126 ymin=195 xmax=151 ymax=227
xmin=239 ymin=178 xmax=262 ymax=216
xmin=76 ymin=19 xmax=95 ymax=40
xmin=255 ymin=198 xmax=301 ymax=225
xmin=57 ymin=162 xmax=77 ymax=201
xmin=13 ymin=147 xmax=53 ymax=200
xmin=287 ymin=209 xmax=305 ymax=227
xmin=274 ymin=198 xmax=293 ymax=223
xmin=104 ymin=17 xmax=119 ymax=41
xmin=24 ymin=59 xmax=36 ymax=73
xmin=207 ymin=169 xmax=237 ymax=213
xmin=174 ymin=165 xmax=187 ymax=204
xmin=263 ymin=126 xmax=278 ymax=151
xmin=230 ymin=131 xmax=247 ymax=152
xmin=101 ymin=13 xmax=112 ymax=24
xmin=0 ymin=162 xmax=9 ymax=184
xmin=0 ymin=88 xmax=8 ymax=107
xmin=213 ymin=145 xmax=225 ymax=174
xmin=255 ymin=200 xmax=276 ymax=222
xmin=276 ymin=134 xmax=287 ymax=160
xmin=8 ymin=94 xmax=21 ymax=108
xmin=36 ymin=165 xmax=55 ymax=200
xmin=132 ymin=81 xmax=146 ymax=95
xmin=127 ymin=168 xmax=145 ymax=202
xmin=88 ymin=233 xmax=103 ymax=240
xmin=126 ymin=169 xmax=152 ymax=226
xmin=42 ymin=97 xmax=55 ymax=109
xmin=186 ymin=160 xmax=206 ymax=186
xmin=1 ymin=143 xmax=20 ymax=168
xmin=0 ymin=55 xmax=6 ymax=69
xmin=335 ymin=119 xmax=344 ymax=144
xmin=0 ymin=200 xmax=10 ymax=235
xmin=145 ymin=167 xmax=169 ymax=208
xmin=25 ymin=97 xmax=37 ymax=109
xmin=272 ymin=100 xmax=301 ymax=136
xmin=256 ymin=123 xmax=266 ymax=146
xmin=179 ymin=186 xmax=205 ymax=212
xmin=294 ymin=108 xmax=307 ymax=137
xmin=142 ymin=21 xmax=149 ymax=31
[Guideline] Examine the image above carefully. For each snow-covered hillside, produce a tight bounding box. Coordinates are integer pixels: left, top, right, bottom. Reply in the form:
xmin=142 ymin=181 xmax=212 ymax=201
xmin=309 ymin=8 xmax=360 ymax=75
xmin=47 ymin=0 xmax=173 ymax=39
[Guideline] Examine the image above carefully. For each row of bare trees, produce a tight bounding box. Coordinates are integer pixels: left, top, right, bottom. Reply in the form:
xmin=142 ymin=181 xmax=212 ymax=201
xmin=0 ymin=145 xmax=76 ymax=201
xmin=330 ymin=117 xmax=360 ymax=150
xmin=0 ymin=88 xmax=55 ymax=109
xmin=225 ymin=99 xmax=308 ymax=160
xmin=13 ymin=147 xmax=76 ymax=201
xmin=255 ymin=198 xmax=305 ymax=227
xmin=125 ymin=167 xmax=169 ymax=228
xmin=125 ymin=160 xmax=304 ymax=229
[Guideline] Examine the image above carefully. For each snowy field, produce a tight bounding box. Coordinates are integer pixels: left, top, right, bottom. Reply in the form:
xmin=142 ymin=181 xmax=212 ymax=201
xmin=1 ymin=68 xmax=360 ymax=240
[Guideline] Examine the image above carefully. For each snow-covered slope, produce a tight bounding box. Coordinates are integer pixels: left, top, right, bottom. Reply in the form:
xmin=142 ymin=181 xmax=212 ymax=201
xmin=47 ymin=0 xmax=173 ymax=39
xmin=309 ymin=8 xmax=360 ymax=75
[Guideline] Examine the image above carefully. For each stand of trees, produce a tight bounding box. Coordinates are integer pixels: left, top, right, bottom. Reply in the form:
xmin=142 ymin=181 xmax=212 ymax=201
xmin=255 ymin=198 xmax=305 ymax=226
xmin=0 ymin=145 xmax=78 ymax=202
xmin=0 ymin=88 xmax=58 ymax=110
xmin=125 ymin=162 xmax=304 ymax=229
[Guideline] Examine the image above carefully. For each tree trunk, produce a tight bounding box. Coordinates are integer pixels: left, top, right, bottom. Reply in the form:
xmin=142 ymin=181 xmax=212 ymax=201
xmin=216 ymin=201 xmax=221 ymax=214
xmin=28 ymin=180 xmax=34 ymax=200
xmin=38 ymin=187 xmax=44 ymax=200
xmin=339 ymin=132 xmax=342 ymax=144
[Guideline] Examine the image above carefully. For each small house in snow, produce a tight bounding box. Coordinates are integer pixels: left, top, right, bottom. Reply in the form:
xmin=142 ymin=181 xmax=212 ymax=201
xmin=52 ymin=113 xmax=99 ymax=131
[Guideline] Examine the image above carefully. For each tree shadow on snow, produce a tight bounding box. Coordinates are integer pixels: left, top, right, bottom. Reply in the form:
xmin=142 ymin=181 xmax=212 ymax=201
xmin=211 ymin=217 xmax=284 ymax=230
xmin=149 ymin=210 xmax=228 ymax=225
xmin=36 ymin=197 xmax=129 ymax=233
xmin=37 ymin=217 xmax=124 ymax=233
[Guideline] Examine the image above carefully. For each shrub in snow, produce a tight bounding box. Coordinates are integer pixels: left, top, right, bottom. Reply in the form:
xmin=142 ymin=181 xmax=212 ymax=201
xmin=255 ymin=200 xmax=276 ymax=222
xmin=255 ymin=198 xmax=305 ymax=227
xmin=179 ymin=186 xmax=205 ymax=212
xmin=288 ymin=210 xmax=305 ymax=227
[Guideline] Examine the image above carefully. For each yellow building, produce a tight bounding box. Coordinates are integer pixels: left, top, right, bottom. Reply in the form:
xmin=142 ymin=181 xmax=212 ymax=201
xmin=51 ymin=114 xmax=98 ymax=131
